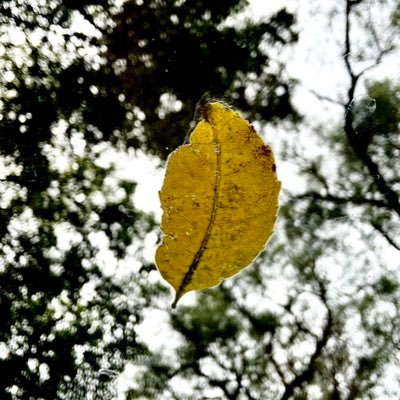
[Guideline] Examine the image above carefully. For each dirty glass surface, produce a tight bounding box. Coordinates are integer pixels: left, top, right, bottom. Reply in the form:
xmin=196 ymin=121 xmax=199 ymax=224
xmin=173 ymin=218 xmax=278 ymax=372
xmin=0 ymin=0 xmax=399 ymax=399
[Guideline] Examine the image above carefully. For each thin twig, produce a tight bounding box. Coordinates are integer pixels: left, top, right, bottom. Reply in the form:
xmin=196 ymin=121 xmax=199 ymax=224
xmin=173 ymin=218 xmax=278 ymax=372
xmin=294 ymin=191 xmax=390 ymax=210
xmin=304 ymin=86 xmax=346 ymax=107
xmin=371 ymin=222 xmax=400 ymax=251
xmin=279 ymin=270 xmax=333 ymax=400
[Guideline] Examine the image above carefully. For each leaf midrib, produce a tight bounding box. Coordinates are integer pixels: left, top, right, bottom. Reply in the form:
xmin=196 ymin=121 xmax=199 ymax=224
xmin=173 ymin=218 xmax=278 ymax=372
xmin=172 ymin=126 xmax=221 ymax=308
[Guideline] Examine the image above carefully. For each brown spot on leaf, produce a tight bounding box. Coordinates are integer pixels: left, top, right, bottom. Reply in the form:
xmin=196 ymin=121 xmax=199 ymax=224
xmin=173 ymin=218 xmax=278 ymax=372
xmin=240 ymin=127 xmax=250 ymax=141
xmin=257 ymin=144 xmax=272 ymax=158
xmin=272 ymin=164 xmax=276 ymax=172
xmin=201 ymin=103 xmax=211 ymax=121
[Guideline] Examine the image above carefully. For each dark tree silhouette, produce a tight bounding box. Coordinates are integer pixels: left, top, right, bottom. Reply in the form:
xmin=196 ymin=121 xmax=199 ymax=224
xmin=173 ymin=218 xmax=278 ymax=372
xmin=106 ymin=0 xmax=300 ymax=158
xmin=0 ymin=0 xmax=299 ymax=398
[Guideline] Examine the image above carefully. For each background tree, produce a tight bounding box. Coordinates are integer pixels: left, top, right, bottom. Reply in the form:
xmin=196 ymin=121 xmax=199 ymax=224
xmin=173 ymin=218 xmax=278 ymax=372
xmin=0 ymin=1 xmax=154 ymax=398
xmin=106 ymin=0 xmax=299 ymax=158
xmin=126 ymin=1 xmax=400 ymax=399
xmin=0 ymin=0 xmax=299 ymax=398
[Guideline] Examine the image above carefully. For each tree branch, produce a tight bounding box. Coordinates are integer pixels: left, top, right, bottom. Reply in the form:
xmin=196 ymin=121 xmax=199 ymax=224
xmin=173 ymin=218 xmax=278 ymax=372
xmin=371 ymin=222 xmax=400 ymax=251
xmin=279 ymin=273 xmax=333 ymax=400
xmin=170 ymin=358 xmax=235 ymax=399
xmin=344 ymin=0 xmax=358 ymax=86
xmin=295 ymin=191 xmax=391 ymax=210
xmin=343 ymin=0 xmax=400 ymax=217
xmin=303 ymin=85 xmax=346 ymax=107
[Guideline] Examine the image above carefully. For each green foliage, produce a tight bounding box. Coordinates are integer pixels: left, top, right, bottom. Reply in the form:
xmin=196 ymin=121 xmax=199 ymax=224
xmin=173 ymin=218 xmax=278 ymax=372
xmin=171 ymin=291 xmax=240 ymax=345
xmin=0 ymin=0 xmax=299 ymax=398
xmin=375 ymin=275 xmax=398 ymax=295
xmin=2 ymin=0 xmax=399 ymax=399
xmin=0 ymin=0 xmax=149 ymax=398
xmin=107 ymin=0 xmax=300 ymax=158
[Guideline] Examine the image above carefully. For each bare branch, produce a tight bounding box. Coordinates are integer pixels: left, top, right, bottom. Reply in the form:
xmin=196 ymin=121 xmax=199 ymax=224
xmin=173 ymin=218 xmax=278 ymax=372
xmin=344 ymin=115 xmax=400 ymax=217
xmin=303 ymin=86 xmax=346 ymax=107
xmin=356 ymin=45 xmax=396 ymax=77
xmin=279 ymin=273 xmax=333 ymax=400
xmin=294 ymin=191 xmax=391 ymax=210
xmin=343 ymin=0 xmax=400 ymax=217
xmin=371 ymin=222 xmax=400 ymax=251
xmin=344 ymin=0 xmax=358 ymax=86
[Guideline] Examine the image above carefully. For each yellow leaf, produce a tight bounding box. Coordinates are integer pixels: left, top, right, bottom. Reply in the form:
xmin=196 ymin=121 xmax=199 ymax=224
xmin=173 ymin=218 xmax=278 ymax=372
xmin=156 ymin=101 xmax=281 ymax=308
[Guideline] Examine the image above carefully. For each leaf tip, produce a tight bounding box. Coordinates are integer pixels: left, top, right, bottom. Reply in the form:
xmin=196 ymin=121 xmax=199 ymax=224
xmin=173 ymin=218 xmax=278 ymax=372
xmin=171 ymin=294 xmax=180 ymax=309
xmin=171 ymin=287 xmax=187 ymax=308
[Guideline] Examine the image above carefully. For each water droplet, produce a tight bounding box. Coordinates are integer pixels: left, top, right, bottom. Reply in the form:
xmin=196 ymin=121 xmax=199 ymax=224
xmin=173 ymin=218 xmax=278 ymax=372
xmin=346 ymin=95 xmax=376 ymax=120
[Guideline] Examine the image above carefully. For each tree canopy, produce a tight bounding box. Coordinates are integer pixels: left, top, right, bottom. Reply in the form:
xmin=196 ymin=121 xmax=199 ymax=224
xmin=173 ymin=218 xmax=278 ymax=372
xmin=1 ymin=0 xmax=399 ymax=399
xmin=0 ymin=0 xmax=299 ymax=398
